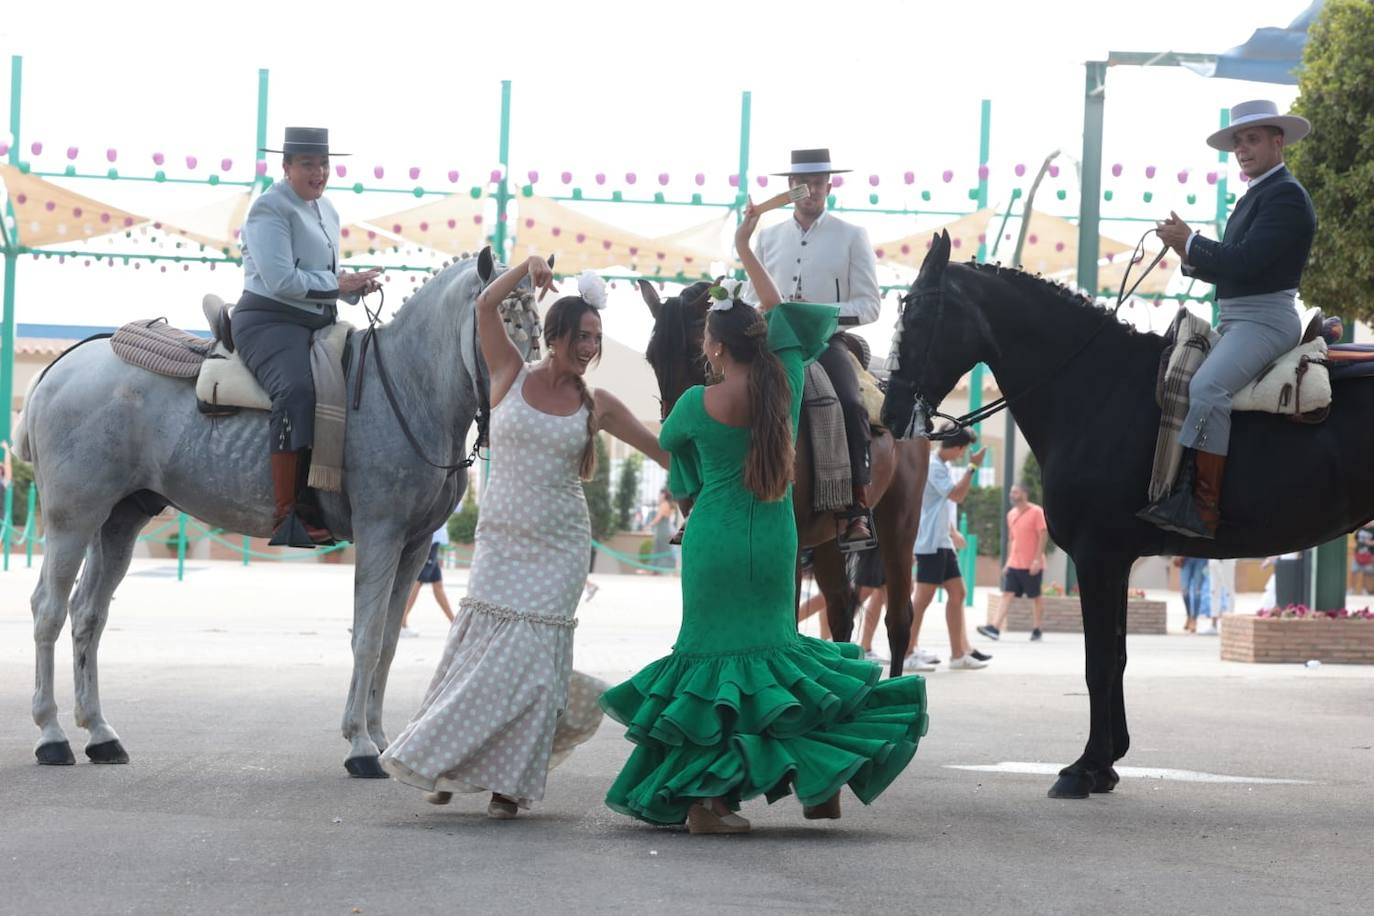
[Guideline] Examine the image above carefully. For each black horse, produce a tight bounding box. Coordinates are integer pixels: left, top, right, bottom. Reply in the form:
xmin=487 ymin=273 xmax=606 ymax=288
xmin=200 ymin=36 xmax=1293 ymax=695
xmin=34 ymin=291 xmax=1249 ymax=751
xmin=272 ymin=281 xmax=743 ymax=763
xmin=882 ymin=230 xmax=1374 ymax=799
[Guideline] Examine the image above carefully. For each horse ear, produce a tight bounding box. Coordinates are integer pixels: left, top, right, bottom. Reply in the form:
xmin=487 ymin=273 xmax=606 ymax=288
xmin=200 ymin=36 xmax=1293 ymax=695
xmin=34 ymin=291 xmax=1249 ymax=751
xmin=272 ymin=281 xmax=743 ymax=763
xmin=477 ymin=246 xmax=495 ymax=283
xmin=915 ymin=231 xmax=951 ymax=287
xmin=637 ymin=279 xmax=662 ymax=321
xmin=547 ymin=254 xmax=556 ymax=271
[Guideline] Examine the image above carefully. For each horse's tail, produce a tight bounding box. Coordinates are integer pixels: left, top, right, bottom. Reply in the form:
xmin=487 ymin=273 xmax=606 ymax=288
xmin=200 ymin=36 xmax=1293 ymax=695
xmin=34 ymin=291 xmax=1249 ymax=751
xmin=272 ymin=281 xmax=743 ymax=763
xmin=11 ymin=371 xmax=44 ymax=462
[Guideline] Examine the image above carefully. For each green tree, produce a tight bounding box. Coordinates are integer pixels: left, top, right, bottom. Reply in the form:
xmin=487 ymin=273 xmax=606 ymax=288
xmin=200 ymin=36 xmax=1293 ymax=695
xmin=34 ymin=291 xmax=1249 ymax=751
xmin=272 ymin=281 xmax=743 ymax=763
xmin=585 ymin=434 xmax=615 ymax=542
xmin=1287 ymin=0 xmax=1374 ymax=321
xmin=8 ymin=457 xmax=37 ymax=529
xmin=448 ymin=488 xmax=480 ymax=544
xmin=961 ymin=486 xmax=1002 ymax=557
xmin=1019 ymin=451 xmax=1045 ymax=507
xmin=614 ymin=453 xmax=643 ymax=532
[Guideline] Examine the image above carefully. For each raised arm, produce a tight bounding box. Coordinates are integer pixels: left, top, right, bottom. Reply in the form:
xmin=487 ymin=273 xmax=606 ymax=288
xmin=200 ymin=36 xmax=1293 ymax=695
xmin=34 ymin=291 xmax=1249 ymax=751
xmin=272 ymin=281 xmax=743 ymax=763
xmin=595 ymin=388 xmax=669 ymax=469
xmin=735 ymin=200 xmax=781 ymax=312
xmin=478 ymin=254 xmax=556 ymax=408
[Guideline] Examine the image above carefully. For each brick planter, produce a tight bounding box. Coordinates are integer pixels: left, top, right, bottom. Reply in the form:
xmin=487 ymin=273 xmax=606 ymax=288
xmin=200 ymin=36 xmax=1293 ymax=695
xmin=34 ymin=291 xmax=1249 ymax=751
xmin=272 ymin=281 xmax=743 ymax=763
xmin=1221 ymin=615 xmax=1374 ymax=664
xmin=987 ymin=595 xmax=1168 ymax=635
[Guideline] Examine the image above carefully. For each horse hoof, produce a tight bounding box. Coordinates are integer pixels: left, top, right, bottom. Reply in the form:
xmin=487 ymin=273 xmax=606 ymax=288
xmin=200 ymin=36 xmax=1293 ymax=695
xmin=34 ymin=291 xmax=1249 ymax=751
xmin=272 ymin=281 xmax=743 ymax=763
xmin=1091 ymin=767 xmax=1120 ymax=793
xmin=85 ymin=740 xmax=130 ymax=764
xmin=36 ymin=741 xmax=76 ymax=766
xmin=1048 ymin=769 xmax=1093 ymax=799
xmin=344 ymin=755 xmax=389 ymax=779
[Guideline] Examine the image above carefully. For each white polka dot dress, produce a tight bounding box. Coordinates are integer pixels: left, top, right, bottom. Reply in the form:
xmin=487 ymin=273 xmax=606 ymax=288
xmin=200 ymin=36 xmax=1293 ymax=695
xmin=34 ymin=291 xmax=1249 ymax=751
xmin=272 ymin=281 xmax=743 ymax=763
xmin=382 ymin=367 xmax=606 ymax=806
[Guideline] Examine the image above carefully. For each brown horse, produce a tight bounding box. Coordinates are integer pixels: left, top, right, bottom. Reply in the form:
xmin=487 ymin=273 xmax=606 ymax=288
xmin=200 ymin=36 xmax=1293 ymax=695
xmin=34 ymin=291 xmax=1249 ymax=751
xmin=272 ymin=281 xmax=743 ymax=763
xmin=638 ymin=280 xmax=928 ymax=676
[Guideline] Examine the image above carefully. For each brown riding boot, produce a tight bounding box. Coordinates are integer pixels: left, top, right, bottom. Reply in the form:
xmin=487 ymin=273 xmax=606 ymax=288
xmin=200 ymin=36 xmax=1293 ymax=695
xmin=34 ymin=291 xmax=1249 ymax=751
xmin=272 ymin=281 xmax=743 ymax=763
xmin=1193 ymin=451 xmax=1226 ymax=537
xmin=838 ymin=483 xmax=877 ymax=553
xmin=270 ymin=451 xmax=334 ymax=547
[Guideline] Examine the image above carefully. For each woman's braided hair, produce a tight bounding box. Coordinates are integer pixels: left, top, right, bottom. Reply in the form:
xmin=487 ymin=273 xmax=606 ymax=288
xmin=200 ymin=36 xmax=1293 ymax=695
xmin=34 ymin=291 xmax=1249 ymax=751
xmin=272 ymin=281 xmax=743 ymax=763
xmin=543 ymin=295 xmax=602 ymax=480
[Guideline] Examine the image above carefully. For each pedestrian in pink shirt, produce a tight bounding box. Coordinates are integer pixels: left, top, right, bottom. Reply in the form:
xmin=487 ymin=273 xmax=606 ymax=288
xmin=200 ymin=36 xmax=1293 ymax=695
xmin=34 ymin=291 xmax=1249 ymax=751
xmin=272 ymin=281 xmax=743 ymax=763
xmin=978 ymin=485 xmax=1049 ymax=641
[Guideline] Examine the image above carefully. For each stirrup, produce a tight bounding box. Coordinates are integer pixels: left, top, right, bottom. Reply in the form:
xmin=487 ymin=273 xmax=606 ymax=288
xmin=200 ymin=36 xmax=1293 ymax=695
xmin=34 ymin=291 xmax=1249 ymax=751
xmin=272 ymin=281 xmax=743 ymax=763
xmin=1136 ymin=490 xmax=1214 ymax=540
xmin=269 ymin=510 xmax=336 ymax=548
xmin=836 ymin=509 xmax=878 ymax=554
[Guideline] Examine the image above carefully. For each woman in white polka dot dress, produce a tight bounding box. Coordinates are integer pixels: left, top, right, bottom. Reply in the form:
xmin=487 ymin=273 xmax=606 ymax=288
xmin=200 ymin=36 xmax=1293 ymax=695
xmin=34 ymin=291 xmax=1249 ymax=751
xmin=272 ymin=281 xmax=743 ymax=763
xmin=382 ymin=253 xmax=667 ymax=818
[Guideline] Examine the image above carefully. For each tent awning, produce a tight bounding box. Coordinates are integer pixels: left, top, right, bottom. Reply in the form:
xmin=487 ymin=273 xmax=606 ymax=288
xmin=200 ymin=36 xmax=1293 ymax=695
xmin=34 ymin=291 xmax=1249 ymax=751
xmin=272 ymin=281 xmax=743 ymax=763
xmin=1 ymin=164 xmax=144 ymax=247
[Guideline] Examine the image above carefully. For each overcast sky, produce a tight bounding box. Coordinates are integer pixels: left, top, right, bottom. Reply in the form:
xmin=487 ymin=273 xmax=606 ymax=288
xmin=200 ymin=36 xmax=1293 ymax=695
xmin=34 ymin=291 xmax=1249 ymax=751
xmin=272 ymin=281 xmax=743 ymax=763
xmin=2 ymin=0 xmax=1309 ymax=347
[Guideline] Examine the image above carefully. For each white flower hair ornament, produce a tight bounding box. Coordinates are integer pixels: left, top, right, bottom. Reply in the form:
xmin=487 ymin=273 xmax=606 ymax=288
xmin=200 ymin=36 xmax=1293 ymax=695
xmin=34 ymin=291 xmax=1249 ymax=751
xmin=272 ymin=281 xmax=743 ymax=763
xmin=577 ymin=270 xmax=609 ymax=309
xmin=707 ymin=280 xmax=743 ymax=312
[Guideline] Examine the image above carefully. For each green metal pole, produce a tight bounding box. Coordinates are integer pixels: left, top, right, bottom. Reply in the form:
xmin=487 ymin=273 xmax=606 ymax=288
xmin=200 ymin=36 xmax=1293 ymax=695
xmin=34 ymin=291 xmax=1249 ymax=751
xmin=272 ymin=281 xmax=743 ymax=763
xmin=255 ymin=68 xmax=269 ymax=189
xmin=975 ymin=99 xmax=991 ymax=261
xmin=1 ymin=55 xmax=23 ymax=447
xmin=1211 ymin=106 xmax=1230 ymax=326
xmin=242 ymin=534 xmax=251 ymax=567
xmin=24 ymin=482 xmax=35 ymax=567
xmin=176 ymin=512 xmax=187 ymax=582
xmin=2 ymin=482 xmax=12 ymax=571
xmin=492 ymin=80 xmax=512 ymax=262
xmin=733 ymin=90 xmax=752 ymax=279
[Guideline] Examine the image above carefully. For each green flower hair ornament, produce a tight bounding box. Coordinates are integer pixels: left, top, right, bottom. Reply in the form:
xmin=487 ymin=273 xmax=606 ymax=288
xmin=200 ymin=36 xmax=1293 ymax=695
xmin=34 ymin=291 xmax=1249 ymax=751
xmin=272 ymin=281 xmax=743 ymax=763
xmin=707 ymin=280 xmax=743 ymax=312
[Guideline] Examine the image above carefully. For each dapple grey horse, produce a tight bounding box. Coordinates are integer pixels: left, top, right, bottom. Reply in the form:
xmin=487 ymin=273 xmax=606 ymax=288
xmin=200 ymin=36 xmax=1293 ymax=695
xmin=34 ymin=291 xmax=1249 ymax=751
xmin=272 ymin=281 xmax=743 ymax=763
xmin=14 ymin=252 xmax=537 ymax=777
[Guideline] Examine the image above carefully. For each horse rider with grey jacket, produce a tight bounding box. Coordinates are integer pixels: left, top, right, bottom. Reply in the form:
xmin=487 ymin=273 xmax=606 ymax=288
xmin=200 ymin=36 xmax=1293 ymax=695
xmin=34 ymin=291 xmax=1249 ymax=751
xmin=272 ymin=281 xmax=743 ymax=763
xmin=1143 ymin=100 xmax=1317 ymax=539
xmin=744 ymin=148 xmax=882 ymax=552
xmin=234 ymin=127 xmax=381 ymax=547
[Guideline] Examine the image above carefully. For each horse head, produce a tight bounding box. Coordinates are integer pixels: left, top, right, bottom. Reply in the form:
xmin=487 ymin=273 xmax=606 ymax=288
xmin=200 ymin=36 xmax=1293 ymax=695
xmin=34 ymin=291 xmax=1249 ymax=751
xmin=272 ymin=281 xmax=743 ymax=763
xmin=476 ymin=246 xmax=552 ymax=363
xmin=881 ymin=230 xmax=985 ymax=438
xmin=640 ymin=277 xmax=714 ymax=420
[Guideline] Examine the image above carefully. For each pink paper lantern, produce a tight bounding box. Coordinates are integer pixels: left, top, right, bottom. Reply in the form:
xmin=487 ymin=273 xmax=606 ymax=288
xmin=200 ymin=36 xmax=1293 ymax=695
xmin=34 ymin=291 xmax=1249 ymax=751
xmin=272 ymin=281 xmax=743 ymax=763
xmin=941 ymin=169 xmax=954 ymax=183
xmin=868 ymin=174 xmax=879 ymax=187
xmin=1177 ymin=170 xmax=1189 ymax=184
xmin=186 ymin=155 xmax=198 ymax=169
xmin=473 ymin=215 xmax=483 ymax=224
xmin=1027 ymin=234 xmax=1038 ymax=245
xmin=66 ymin=146 xmax=79 ymax=160
xmin=694 ymin=172 xmax=705 ymax=186
xmin=221 ymin=158 xmax=233 ymax=172
xmin=1014 ymin=163 xmax=1026 ymax=178
xmin=561 ymin=171 xmax=573 ymax=184
xmin=629 ymin=246 xmax=639 ymax=256
xmin=419 ymin=221 xmax=429 ymax=232
xmin=341 ymin=227 xmax=350 ymax=237
xmin=901 ymin=243 xmax=911 ymax=255
xmin=14 ymin=193 xmax=25 ymax=204
xmin=552 ymin=227 xmax=562 ymax=237
xmin=100 ymin=212 xmax=111 ymax=223
xmin=374 ymin=165 xmax=385 ymax=179
xmin=904 ymin=171 xmax=915 ymax=184
xmin=490 ymin=168 xmax=504 ymax=183
xmin=30 ymin=141 xmax=43 ymax=155
xmin=123 ymin=217 xmax=134 ymax=226
xmin=527 ymin=170 xmax=539 ymax=183
xmin=874 ymin=248 xmax=885 ymax=259
xmin=0 ymin=142 xmax=9 ymax=156
xmin=951 ymin=238 xmax=962 ymax=249
xmin=756 ymin=175 xmax=768 ymax=188
xmin=524 ymin=218 xmax=535 ymax=228
xmin=409 ymin=167 xmax=421 ymax=180
xmin=448 ymin=170 xmax=460 ymax=183
xmin=576 ymin=232 xmax=587 ymax=244
xmin=256 ymin=160 xmax=268 ymax=176
xmin=447 ymin=218 xmax=457 ymax=229
xmin=977 ymin=233 xmax=987 ymax=244
xmin=392 ymin=223 xmax=403 ymax=233
xmin=1111 ymin=163 xmax=1123 ymax=177
xmin=498 ymin=212 xmax=507 ymax=222
xmin=1048 ymin=164 xmax=1060 ymax=178
xmin=625 ymin=172 xmax=637 ymax=185
xmin=1055 ymin=241 xmax=1065 ymax=252
xmin=72 ymin=206 xmax=82 ymax=217
xmin=106 ymin=148 xmax=117 ymax=162
xmin=152 ymin=152 xmax=164 ymax=165
xmin=595 ymin=173 xmax=606 ymax=185
xmin=978 ymin=164 xmax=990 ymax=181
xmin=602 ymin=240 xmax=612 ymax=250
xmin=728 ymin=174 xmax=739 ymax=187
xmin=44 ymin=200 xmax=56 ymax=211
xmin=832 ymin=176 xmax=844 ymax=188
xmin=1145 ymin=165 xmax=1157 ymax=179
xmin=658 ymin=173 xmax=670 ymax=186
xmin=1206 ymin=171 xmax=1218 ymax=185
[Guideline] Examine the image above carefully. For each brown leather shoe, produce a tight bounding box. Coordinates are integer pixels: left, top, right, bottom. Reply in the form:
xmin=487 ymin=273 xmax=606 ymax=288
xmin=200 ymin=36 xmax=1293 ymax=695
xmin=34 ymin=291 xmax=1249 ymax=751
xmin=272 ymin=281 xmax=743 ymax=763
xmin=269 ymin=451 xmax=334 ymax=547
xmin=1193 ymin=451 xmax=1226 ymax=536
xmin=802 ymin=793 xmax=842 ymax=820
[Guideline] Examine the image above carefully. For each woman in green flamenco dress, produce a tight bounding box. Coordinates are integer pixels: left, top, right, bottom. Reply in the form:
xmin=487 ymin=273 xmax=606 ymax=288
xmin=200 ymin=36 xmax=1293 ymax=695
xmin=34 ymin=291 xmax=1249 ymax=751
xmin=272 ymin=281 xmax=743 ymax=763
xmin=601 ymin=203 xmax=929 ymax=834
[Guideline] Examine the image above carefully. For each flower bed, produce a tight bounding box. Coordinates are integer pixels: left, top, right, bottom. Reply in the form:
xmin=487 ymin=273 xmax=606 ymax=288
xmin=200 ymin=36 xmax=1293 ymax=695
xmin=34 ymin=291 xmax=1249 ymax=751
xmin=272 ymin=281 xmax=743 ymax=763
xmin=1221 ymin=605 xmax=1374 ymax=664
xmin=990 ymin=595 xmax=1167 ymax=635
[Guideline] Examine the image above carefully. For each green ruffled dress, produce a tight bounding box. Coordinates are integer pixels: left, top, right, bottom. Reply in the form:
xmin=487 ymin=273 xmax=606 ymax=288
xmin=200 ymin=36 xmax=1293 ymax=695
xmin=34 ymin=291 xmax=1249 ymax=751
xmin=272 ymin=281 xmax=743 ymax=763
xmin=601 ymin=302 xmax=928 ymax=825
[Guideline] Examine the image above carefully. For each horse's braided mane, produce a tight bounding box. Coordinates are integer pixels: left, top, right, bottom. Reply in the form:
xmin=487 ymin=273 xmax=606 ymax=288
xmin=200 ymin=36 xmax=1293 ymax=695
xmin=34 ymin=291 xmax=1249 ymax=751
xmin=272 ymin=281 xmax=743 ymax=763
xmin=962 ymin=260 xmax=1153 ymax=339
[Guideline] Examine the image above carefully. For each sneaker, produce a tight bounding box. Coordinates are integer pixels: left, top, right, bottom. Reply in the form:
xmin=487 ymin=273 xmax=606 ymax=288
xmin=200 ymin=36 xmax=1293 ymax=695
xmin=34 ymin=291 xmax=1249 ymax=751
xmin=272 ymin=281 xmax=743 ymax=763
xmin=1030 ymin=628 xmax=1043 ymax=642
xmin=864 ymin=649 xmax=890 ymax=663
xmin=901 ymin=655 xmax=937 ymax=672
xmin=1199 ymin=625 xmax=1218 ymax=636
xmin=949 ymin=654 xmax=988 ymax=670
xmin=400 ymin=626 xmax=419 ymax=639
xmin=969 ymin=648 xmax=993 ymax=662
xmin=976 ymin=624 xmax=1000 ymax=641
xmin=913 ymin=647 xmax=942 ymax=666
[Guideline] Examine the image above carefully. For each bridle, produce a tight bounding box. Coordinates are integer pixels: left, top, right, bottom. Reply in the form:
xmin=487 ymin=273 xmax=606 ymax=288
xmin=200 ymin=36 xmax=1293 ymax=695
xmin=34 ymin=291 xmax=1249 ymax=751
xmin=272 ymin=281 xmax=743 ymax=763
xmin=896 ymin=228 xmax=1169 ymax=441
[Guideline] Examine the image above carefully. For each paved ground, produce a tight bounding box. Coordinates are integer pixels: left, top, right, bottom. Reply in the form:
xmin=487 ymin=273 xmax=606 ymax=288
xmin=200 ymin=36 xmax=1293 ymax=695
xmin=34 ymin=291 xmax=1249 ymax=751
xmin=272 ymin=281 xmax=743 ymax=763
xmin=1 ymin=559 xmax=1371 ymax=915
